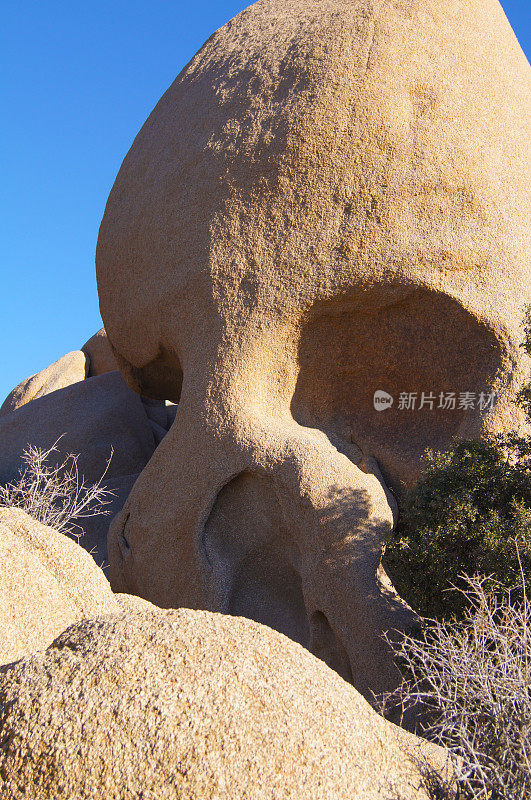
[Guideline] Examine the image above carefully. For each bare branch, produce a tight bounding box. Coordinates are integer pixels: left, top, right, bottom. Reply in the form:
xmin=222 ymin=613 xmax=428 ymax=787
xmin=375 ymin=565 xmax=531 ymax=799
xmin=0 ymin=439 xmax=115 ymax=539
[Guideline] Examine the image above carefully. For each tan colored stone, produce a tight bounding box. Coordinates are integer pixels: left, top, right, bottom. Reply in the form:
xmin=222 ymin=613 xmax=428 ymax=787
xmin=96 ymin=0 xmax=531 ymax=698
xmin=0 ymin=372 xmax=157 ymax=564
xmin=80 ymin=473 xmax=139 ymax=566
xmin=81 ymin=327 xmax=118 ymax=376
xmin=0 ymin=351 xmax=88 ymax=417
xmin=0 ymin=508 xmax=119 ymax=666
xmin=0 ymin=609 xmax=452 ymax=799
xmin=113 ymin=592 xmax=158 ymax=612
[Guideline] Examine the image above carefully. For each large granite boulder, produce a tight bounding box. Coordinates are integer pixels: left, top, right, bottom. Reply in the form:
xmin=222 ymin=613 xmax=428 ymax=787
xmin=0 ymin=608 xmax=451 ymax=799
xmin=96 ymin=0 xmax=530 ymax=698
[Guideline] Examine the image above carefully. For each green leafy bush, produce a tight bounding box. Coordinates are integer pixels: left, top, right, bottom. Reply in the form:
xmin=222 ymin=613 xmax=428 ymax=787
xmin=384 ymin=438 xmax=531 ymax=618
xmin=384 ymin=306 xmax=531 ymax=619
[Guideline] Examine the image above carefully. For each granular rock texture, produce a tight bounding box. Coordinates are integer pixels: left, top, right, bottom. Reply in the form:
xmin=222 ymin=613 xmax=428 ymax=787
xmin=0 ymin=508 xmax=119 ymax=665
xmin=113 ymin=591 xmax=158 ymax=612
xmin=0 ymin=351 xmax=87 ymax=417
xmin=82 ymin=327 xmax=118 ymax=376
xmin=0 ymin=371 xmax=158 ymax=563
xmin=0 ymin=609 xmax=451 ymax=799
xmin=96 ymin=0 xmax=531 ymax=697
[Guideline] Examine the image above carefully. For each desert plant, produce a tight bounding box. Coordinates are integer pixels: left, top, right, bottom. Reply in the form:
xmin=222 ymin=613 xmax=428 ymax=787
xmin=378 ymin=566 xmax=531 ymax=800
xmin=0 ymin=439 xmax=114 ymax=539
xmin=383 ymin=438 xmax=531 ymax=618
xmin=384 ymin=306 xmax=531 ymax=618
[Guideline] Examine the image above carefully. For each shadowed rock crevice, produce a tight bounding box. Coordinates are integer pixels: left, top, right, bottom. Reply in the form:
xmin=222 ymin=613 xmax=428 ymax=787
xmin=310 ymin=610 xmax=353 ymax=684
xmin=203 ymin=471 xmax=310 ymax=648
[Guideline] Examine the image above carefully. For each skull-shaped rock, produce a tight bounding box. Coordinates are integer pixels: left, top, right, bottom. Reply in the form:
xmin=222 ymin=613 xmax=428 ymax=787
xmin=96 ymin=0 xmax=531 ymax=698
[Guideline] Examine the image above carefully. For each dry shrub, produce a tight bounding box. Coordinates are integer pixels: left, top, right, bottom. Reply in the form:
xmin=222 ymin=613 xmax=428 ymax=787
xmin=378 ymin=562 xmax=530 ymax=799
xmin=0 ymin=440 xmax=114 ymax=539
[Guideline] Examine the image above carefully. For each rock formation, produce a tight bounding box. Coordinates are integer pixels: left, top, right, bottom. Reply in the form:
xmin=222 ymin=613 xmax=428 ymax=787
xmin=0 ymin=331 xmax=180 ymax=564
xmin=81 ymin=327 xmax=118 ymax=376
xmin=0 ymin=508 xmax=119 ymax=665
xmin=0 ymin=608 xmax=452 ymax=799
xmin=3 ymin=1 xmax=529 ymax=794
xmin=0 ymin=326 xmax=119 ymax=417
xmin=0 ymin=371 xmax=158 ymax=563
xmin=94 ymin=0 xmax=530 ymax=698
xmin=0 ymin=350 xmax=87 ymax=417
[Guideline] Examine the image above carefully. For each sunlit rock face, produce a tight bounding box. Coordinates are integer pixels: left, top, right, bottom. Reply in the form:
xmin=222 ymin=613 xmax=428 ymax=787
xmin=95 ymin=0 xmax=531 ymax=698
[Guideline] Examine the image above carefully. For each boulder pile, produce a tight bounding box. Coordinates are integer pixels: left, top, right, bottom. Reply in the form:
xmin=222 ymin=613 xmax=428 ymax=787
xmin=1 ymin=0 xmax=528 ymax=794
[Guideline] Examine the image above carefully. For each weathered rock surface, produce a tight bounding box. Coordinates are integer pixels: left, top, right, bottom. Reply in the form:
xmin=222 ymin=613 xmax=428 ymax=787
xmin=0 ymin=351 xmax=88 ymax=417
xmin=0 ymin=508 xmax=119 ymax=666
xmin=0 ymin=608 xmax=451 ymax=799
xmin=0 ymin=371 xmax=156 ymax=487
xmin=0 ymin=372 xmax=158 ymax=564
xmin=81 ymin=327 xmax=118 ymax=376
xmin=96 ymin=0 xmax=530 ymax=698
xmin=80 ymin=473 xmax=140 ymax=566
xmin=113 ymin=592 xmax=158 ymax=612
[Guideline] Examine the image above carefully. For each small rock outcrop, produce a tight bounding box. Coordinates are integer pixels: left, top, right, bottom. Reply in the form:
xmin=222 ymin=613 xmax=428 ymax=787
xmin=81 ymin=327 xmax=118 ymax=376
xmin=0 ymin=608 xmax=451 ymax=799
xmin=0 ymin=350 xmax=88 ymax=417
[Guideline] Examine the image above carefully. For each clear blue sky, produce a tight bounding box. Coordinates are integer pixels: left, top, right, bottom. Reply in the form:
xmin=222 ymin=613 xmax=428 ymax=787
xmin=1 ymin=1 xmax=529 ymax=403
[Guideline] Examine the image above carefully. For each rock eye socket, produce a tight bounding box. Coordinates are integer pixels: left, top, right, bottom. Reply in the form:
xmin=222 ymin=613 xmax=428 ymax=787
xmin=291 ymin=287 xmax=505 ymax=493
